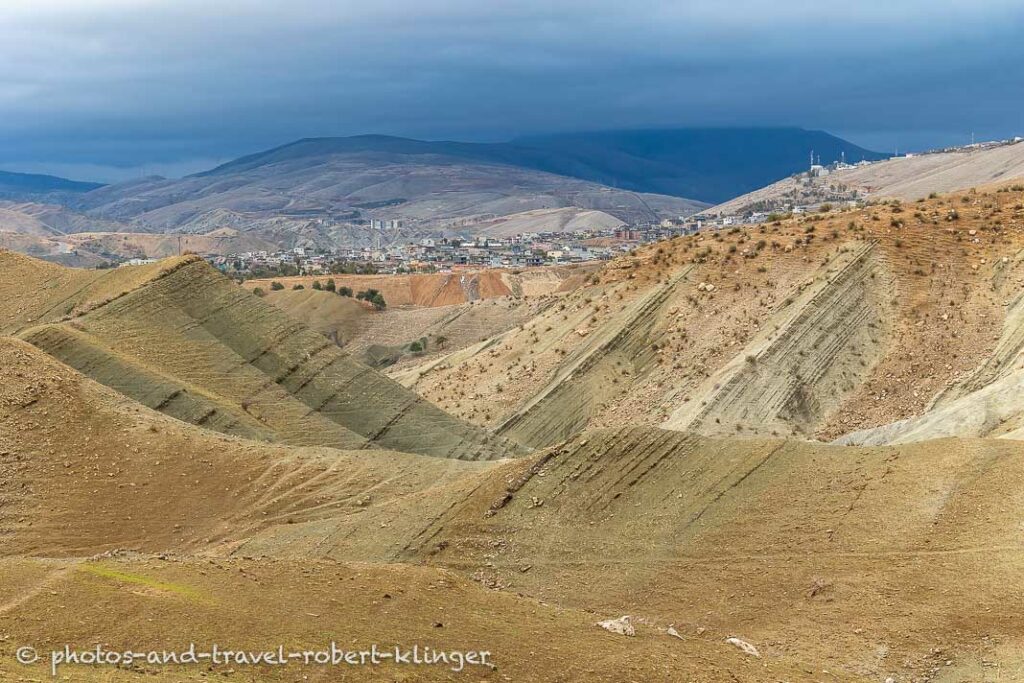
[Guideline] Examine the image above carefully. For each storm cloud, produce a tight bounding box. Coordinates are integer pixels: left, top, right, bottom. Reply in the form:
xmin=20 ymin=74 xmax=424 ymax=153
xmin=1 ymin=0 xmax=1022 ymax=181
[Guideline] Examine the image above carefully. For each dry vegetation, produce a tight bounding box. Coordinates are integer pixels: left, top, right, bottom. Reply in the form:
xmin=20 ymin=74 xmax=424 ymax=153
xmin=403 ymin=183 xmax=1024 ymax=446
xmin=5 ymin=336 xmax=1024 ymax=681
xmin=6 ymin=182 xmax=1024 ymax=681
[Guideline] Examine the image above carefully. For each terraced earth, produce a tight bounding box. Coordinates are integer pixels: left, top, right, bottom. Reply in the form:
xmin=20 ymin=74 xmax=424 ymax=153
xmin=406 ymin=183 xmax=1024 ymax=445
xmin=0 ymin=251 xmax=519 ymax=460
xmin=6 ymin=181 xmax=1024 ymax=681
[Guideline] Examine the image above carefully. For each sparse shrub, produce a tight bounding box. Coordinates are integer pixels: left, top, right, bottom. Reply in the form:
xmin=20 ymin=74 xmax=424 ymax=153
xmin=252 ymin=287 xmax=266 ymax=297
xmin=312 ymin=280 xmax=322 ymax=290
xmin=357 ymin=289 xmax=387 ymax=310
xmin=292 ymin=284 xmax=304 ymax=290
xmin=270 ymin=281 xmax=285 ymax=291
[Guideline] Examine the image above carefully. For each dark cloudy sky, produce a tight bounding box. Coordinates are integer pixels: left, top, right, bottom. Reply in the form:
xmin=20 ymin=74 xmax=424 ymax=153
xmin=1 ymin=0 xmax=1022 ymax=182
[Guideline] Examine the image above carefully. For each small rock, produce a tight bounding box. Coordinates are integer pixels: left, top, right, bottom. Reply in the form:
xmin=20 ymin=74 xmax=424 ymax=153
xmin=597 ymin=616 xmax=635 ymax=637
xmin=725 ymin=637 xmax=760 ymax=658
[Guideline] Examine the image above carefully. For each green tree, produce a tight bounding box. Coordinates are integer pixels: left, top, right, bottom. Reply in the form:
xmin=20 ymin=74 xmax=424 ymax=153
xmin=357 ymin=289 xmax=387 ymax=310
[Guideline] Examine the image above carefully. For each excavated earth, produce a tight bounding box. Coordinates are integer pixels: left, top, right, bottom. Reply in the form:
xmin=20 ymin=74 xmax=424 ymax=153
xmin=244 ymin=264 xmax=594 ymax=308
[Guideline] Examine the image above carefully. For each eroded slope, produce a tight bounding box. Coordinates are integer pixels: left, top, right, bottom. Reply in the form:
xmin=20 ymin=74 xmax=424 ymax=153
xmin=0 ymin=251 xmax=521 ymax=460
xmin=404 ymin=184 xmax=1024 ymax=443
xmin=6 ymin=366 xmax=1024 ymax=683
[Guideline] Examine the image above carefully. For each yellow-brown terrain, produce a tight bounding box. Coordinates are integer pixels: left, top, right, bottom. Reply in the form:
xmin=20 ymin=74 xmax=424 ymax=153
xmin=5 ymin=182 xmax=1024 ymax=681
xmin=244 ymin=264 xmax=593 ymax=308
xmin=400 ymin=184 xmax=1024 ymax=447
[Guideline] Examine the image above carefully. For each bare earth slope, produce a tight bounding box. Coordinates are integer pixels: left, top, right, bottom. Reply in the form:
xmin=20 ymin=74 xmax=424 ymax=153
xmin=10 ymin=185 xmax=1024 ymax=681
xmin=69 ymin=145 xmax=706 ymax=248
xmin=246 ymin=264 xmax=591 ymax=307
xmin=708 ymin=140 xmax=1024 ymax=217
xmin=0 ymin=250 xmax=520 ymax=460
xmin=403 ymin=183 xmax=1024 ymax=446
xmin=0 ymin=201 xmax=279 ymax=265
xmin=3 ymin=357 xmax=1024 ymax=682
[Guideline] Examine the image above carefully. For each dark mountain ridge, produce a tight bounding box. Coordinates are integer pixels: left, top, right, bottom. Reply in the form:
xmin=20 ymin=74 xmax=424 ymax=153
xmin=0 ymin=169 xmax=104 ymax=200
xmin=195 ymin=127 xmax=884 ymax=204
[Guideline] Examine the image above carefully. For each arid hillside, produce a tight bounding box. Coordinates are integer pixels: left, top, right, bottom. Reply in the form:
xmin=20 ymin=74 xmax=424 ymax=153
xmin=400 ymin=183 xmax=1024 ymax=447
xmin=707 ymin=139 xmax=1024 ymax=217
xmin=0 ymin=201 xmax=277 ymax=265
xmin=8 ymin=185 xmax=1024 ymax=681
xmin=66 ymin=138 xmax=706 ymax=248
xmin=4 ymin=335 xmax=1024 ymax=681
xmin=250 ymin=266 xmax=594 ymax=369
xmin=0 ymin=250 xmax=519 ymax=460
xmin=246 ymin=264 xmax=593 ymax=307
xmin=469 ymin=207 xmax=624 ymax=237
xmin=263 ymin=287 xmax=554 ymax=369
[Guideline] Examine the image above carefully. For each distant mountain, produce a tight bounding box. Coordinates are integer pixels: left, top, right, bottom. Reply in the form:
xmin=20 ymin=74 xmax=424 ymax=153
xmin=57 ymin=128 xmax=882 ymax=249
xmin=69 ymin=138 xmax=708 ymax=248
xmin=507 ymin=128 xmax=887 ymax=203
xmin=0 ymin=170 xmax=103 ymax=201
xmin=196 ymin=128 xmax=883 ymax=205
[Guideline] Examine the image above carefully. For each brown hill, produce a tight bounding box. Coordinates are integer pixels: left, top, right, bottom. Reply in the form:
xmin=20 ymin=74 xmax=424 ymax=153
xmin=0 ymin=201 xmax=278 ymax=266
xmin=246 ymin=265 xmax=593 ymax=308
xmin=262 ymin=287 xmax=552 ymax=370
xmin=0 ymin=250 xmax=520 ymax=460
xmin=67 ymin=138 xmax=706 ymax=249
xmin=401 ymin=183 xmax=1024 ymax=446
xmin=10 ymin=182 xmax=1024 ymax=681
xmin=3 ymin=351 xmax=1023 ymax=681
xmin=707 ymin=139 xmax=1024 ymax=218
